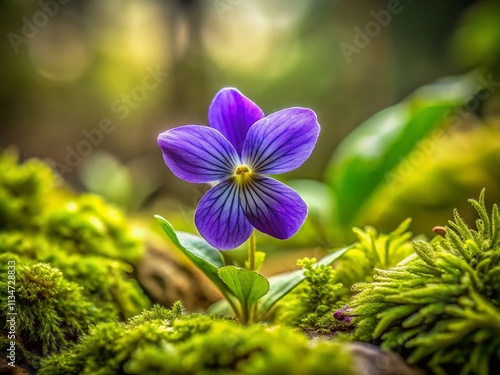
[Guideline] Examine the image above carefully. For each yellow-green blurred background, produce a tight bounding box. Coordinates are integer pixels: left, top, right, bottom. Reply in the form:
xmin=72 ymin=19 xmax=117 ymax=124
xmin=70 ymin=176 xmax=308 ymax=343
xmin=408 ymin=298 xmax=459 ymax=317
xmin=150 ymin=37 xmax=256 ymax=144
xmin=1 ymin=0 xmax=500 ymax=248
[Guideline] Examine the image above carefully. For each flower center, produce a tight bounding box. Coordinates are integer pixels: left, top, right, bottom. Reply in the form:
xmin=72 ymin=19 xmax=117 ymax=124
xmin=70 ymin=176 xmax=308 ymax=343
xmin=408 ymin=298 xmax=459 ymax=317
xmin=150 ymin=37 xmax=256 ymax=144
xmin=234 ymin=165 xmax=252 ymax=185
xmin=235 ymin=165 xmax=250 ymax=175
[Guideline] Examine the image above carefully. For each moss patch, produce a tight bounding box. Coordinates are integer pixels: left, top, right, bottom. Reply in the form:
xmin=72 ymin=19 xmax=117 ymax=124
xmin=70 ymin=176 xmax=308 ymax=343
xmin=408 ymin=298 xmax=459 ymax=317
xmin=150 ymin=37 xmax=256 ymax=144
xmin=0 ymin=151 xmax=150 ymax=371
xmin=40 ymin=303 xmax=355 ymax=375
xmin=348 ymin=190 xmax=500 ymax=375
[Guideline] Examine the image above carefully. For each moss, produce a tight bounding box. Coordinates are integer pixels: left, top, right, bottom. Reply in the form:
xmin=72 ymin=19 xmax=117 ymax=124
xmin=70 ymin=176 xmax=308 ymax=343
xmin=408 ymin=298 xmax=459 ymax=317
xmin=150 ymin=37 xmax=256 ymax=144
xmin=0 ymin=151 xmax=54 ymax=230
xmin=0 ymin=151 xmax=151 ymax=371
xmin=44 ymin=194 xmax=143 ymax=263
xmin=0 ymin=151 xmax=143 ymax=264
xmin=0 ymin=232 xmax=149 ymax=320
xmin=335 ymin=218 xmax=415 ymax=287
xmin=348 ymin=190 xmax=500 ymax=375
xmin=278 ymin=219 xmax=415 ymax=334
xmin=278 ymin=258 xmax=346 ymax=334
xmin=39 ymin=303 xmax=355 ymax=375
xmin=0 ymin=253 xmax=99 ymax=359
xmin=127 ymin=301 xmax=185 ymax=327
xmin=0 ymin=333 xmax=42 ymax=369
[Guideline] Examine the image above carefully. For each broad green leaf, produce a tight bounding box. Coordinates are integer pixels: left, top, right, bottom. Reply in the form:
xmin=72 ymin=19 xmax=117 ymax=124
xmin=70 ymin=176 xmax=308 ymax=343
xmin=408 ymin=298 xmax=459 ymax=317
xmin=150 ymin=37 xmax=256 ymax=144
xmin=154 ymin=215 xmax=229 ymax=296
xmin=325 ymin=75 xmax=477 ymax=230
xmin=218 ymin=266 xmax=269 ymax=306
xmin=258 ymin=245 xmax=352 ymax=315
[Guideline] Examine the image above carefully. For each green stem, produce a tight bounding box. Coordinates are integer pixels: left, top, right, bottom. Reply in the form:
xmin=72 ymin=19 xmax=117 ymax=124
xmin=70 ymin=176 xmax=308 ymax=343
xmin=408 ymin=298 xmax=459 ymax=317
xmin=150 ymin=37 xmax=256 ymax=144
xmin=241 ymin=303 xmax=249 ymax=325
xmin=242 ymin=231 xmax=260 ymax=323
xmin=224 ymin=293 xmax=242 ymax=321
xmin=248 ymin=230 xmax=256 ymax=270
xmin=250 ymin=303 xmax=258 ymax=323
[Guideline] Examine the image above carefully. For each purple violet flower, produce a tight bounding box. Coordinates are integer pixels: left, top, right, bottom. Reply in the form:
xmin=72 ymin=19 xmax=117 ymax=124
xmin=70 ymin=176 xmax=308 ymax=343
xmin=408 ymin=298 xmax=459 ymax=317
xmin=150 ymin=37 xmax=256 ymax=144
xmin=157 ymin=88 xmax=320 ymax=250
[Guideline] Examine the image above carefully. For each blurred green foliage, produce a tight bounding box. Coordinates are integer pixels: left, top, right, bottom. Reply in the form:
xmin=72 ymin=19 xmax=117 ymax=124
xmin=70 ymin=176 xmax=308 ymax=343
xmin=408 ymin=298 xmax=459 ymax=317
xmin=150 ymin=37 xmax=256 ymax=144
xmin=451 ymin=0 xmax=500 ymax=74
xmin=326 ymin=75 xmax=477 ymax=232
xmin=0 ymin=152 xmax=54 ymax=229
xmin=366 ymin=124 xmax=500 ymax=237
xmin=287 ymin=72 xmax=500 ymax=248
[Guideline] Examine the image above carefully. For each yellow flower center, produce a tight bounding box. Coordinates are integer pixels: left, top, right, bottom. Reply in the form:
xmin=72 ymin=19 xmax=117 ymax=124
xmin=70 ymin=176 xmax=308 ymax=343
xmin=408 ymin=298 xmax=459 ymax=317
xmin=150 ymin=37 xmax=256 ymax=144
xmin=234 ymin=165 xmax=252 ymax=185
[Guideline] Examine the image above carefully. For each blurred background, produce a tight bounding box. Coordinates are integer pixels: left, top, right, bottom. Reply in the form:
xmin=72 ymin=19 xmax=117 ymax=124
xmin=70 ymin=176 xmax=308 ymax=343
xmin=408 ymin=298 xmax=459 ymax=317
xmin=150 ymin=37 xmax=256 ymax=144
xmin=1 ymin=0 xmax=500 ymax=252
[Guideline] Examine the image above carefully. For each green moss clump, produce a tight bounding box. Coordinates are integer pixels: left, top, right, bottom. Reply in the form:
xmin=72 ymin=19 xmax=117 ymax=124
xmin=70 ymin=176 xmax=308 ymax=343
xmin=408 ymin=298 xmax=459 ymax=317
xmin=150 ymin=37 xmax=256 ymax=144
xmin=0 ymin=333 xmax=42 ymax=369
xmin=0 ymin=232 xmax=149 ymax=321
xmin=44 ymin=194 xmax=143 ymax=263
xmin=0 ymin=151 xmax=54 ymax=229
xmin=348 ymin=190 xmax=500 ymax=375
xmin=335 ymin=218 xmax=415 ymax=286
xmin=0 ymin=151 xmax=151 ymax=371
xmin=278 ymin=219 xmax=414 ymax=334
xmin=0 ymin=253 xmax=99 ymax=367
xmin=0 ymin=151 xmax=143 ymax=264
xmin=39 ymin=302 xmax=355 ymax=375
xmin=278 ymin=257 xmax=346 ymax=334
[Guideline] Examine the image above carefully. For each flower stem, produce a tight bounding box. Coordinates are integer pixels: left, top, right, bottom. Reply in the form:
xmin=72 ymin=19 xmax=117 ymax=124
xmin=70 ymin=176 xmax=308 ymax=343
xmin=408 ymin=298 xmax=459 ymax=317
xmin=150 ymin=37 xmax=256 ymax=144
xmin=241 ymin=303 xmax=249 ymax=325
xmin=248 ymin=231 xmax=256 ymax=270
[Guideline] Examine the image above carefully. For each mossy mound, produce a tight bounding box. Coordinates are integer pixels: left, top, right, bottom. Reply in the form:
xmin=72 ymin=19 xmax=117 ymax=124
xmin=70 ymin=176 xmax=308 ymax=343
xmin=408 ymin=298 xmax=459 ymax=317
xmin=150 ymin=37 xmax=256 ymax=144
xmin=44 ymin=194 xmax=143 ymax=263
xmin=0 ymin=152 xmax=143 ymax=264
xmin=0 ymin=152 xmax=54 ymax=229
xmin=278 ymin=192 xmax=500 ymax=374
xmin=0 ymin=151 xmax=150 ymax=371
xmin=348 ymin=190 xmax=500 ymax=375
xmin=39 ymin=302 xmax=356 ymax=375
xmin=0 ymin=253 xmax=99 ymax=368
xmin=0 ymin=232 xmax=148 ymax=321
xmin=278 ymin=219 xmax=415 ymax=334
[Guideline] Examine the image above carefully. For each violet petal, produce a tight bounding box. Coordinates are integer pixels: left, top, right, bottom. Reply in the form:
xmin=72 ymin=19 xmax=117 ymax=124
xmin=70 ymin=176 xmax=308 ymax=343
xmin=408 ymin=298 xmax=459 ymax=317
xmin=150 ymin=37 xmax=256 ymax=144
xmin=208 ymin=88 xmax=264 ymax=157
xmin=158 ymin=125 xmax=239 ymax=183
xmin=239 ymin=176 xmax=307 ymax=239
xmin=241 ymin=108 xmax=320 ymax=174
xmin=195 ymin=178 xmax=253 ymax=250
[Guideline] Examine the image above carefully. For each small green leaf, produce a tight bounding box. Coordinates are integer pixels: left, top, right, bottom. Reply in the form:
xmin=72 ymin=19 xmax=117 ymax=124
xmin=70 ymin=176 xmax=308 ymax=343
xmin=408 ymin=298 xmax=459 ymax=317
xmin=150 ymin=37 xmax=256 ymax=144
xmin=154 ymin=215 xmax=229 ymax=296
xmin=258 ymin=245 xmax=352 ymax=315
xmin=218 ymin=266 xmax=269 ymax=306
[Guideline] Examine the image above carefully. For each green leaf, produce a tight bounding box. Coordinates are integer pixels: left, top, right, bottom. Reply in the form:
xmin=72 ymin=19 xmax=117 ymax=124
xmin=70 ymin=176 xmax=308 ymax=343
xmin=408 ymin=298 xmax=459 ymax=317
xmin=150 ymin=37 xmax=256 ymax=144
xmin=258 ymin=245 xmax=352 ymax=315
xmin=325 ymin=75 xmax=477 ymax=230
xmin=218 ymin=266 xmax=269 ymax=306
xmin=176 ymin=231 xmax=225 ymax=268
xmin=154 ymin=215 xmax=229 ymax=296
